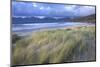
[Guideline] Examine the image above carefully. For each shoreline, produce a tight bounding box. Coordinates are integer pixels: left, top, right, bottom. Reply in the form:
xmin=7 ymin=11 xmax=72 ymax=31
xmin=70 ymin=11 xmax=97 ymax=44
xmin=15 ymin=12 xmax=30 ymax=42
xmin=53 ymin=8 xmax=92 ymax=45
xmin=12 ymin=25 xmax=95 ymax=36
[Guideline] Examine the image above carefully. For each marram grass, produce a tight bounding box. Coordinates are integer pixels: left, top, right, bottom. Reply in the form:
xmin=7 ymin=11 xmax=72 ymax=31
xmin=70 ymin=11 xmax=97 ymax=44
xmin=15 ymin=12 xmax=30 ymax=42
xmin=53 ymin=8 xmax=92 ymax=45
xmin=12 ymin=26 xmax=96 ymax=65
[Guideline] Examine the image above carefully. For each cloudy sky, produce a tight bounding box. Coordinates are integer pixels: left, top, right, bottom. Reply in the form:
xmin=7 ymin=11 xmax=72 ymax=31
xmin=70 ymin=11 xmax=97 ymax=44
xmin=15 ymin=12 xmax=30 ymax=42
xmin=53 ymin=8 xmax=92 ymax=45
xmin=12 ymin=1 xmax=95 ymax=18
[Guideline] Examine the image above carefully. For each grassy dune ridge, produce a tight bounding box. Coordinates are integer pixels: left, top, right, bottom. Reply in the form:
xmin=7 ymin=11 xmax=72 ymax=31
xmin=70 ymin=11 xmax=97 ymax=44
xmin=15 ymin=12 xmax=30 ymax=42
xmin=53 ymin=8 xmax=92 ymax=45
xmin=12 ymin=26 xmax=96 ymax=65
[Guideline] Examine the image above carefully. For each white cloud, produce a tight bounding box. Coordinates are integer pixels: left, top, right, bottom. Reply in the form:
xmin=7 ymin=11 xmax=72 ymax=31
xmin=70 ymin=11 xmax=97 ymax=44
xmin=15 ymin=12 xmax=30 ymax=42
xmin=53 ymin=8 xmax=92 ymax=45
xmin=53 ymin=17 xmax=64 ymax=19
xmin=32 ymin=3 xmax=38 ymax=7
xmin=64 ymin=5 xmax=76 ymax=11
xmin=34 ymin=16 xmax=46 ymax=19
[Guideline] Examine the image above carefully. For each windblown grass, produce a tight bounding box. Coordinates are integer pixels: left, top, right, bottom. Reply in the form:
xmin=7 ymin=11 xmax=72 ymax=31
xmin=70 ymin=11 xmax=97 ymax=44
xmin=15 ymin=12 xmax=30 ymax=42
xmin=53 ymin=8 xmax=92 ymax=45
xmin=12 ymin=26 xmax=96 ymax=65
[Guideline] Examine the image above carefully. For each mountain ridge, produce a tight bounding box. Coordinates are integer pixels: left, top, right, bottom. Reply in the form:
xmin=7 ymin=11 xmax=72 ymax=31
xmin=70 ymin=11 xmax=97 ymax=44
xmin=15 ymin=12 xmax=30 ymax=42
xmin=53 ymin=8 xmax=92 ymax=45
xmin=12 ymin=14 xmax=96 ymax=24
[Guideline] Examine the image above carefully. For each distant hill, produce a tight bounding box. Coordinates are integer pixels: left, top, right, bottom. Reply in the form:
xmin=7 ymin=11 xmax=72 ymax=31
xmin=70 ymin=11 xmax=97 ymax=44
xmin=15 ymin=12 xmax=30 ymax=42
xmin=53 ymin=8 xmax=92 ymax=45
xmin=71 ymin=14 xmax=96 ymax=23
xmin=12 ymin=16 xmax=71 ymax=24
xmin=12 ymin=14 xmax=96 ymax=24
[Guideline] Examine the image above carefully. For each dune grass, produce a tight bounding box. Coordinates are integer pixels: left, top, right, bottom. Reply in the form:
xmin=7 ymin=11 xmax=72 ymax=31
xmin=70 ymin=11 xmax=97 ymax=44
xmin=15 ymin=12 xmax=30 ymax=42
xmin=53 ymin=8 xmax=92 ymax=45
xmin=12 ymin=26 xmax=96 ymax=65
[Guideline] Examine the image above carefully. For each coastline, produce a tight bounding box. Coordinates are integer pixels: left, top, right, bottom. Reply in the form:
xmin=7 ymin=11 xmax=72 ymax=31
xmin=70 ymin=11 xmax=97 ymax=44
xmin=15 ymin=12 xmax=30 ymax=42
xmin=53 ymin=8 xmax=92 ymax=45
xmin=12 ymin=24 xmax=95 ymax=36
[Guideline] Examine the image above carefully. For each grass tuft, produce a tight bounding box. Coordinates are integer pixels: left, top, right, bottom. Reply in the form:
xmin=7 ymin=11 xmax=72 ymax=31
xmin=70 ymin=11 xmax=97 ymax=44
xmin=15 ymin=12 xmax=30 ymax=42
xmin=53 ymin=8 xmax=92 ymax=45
xmin=12 ymin=26 xmax=96 ymax=65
